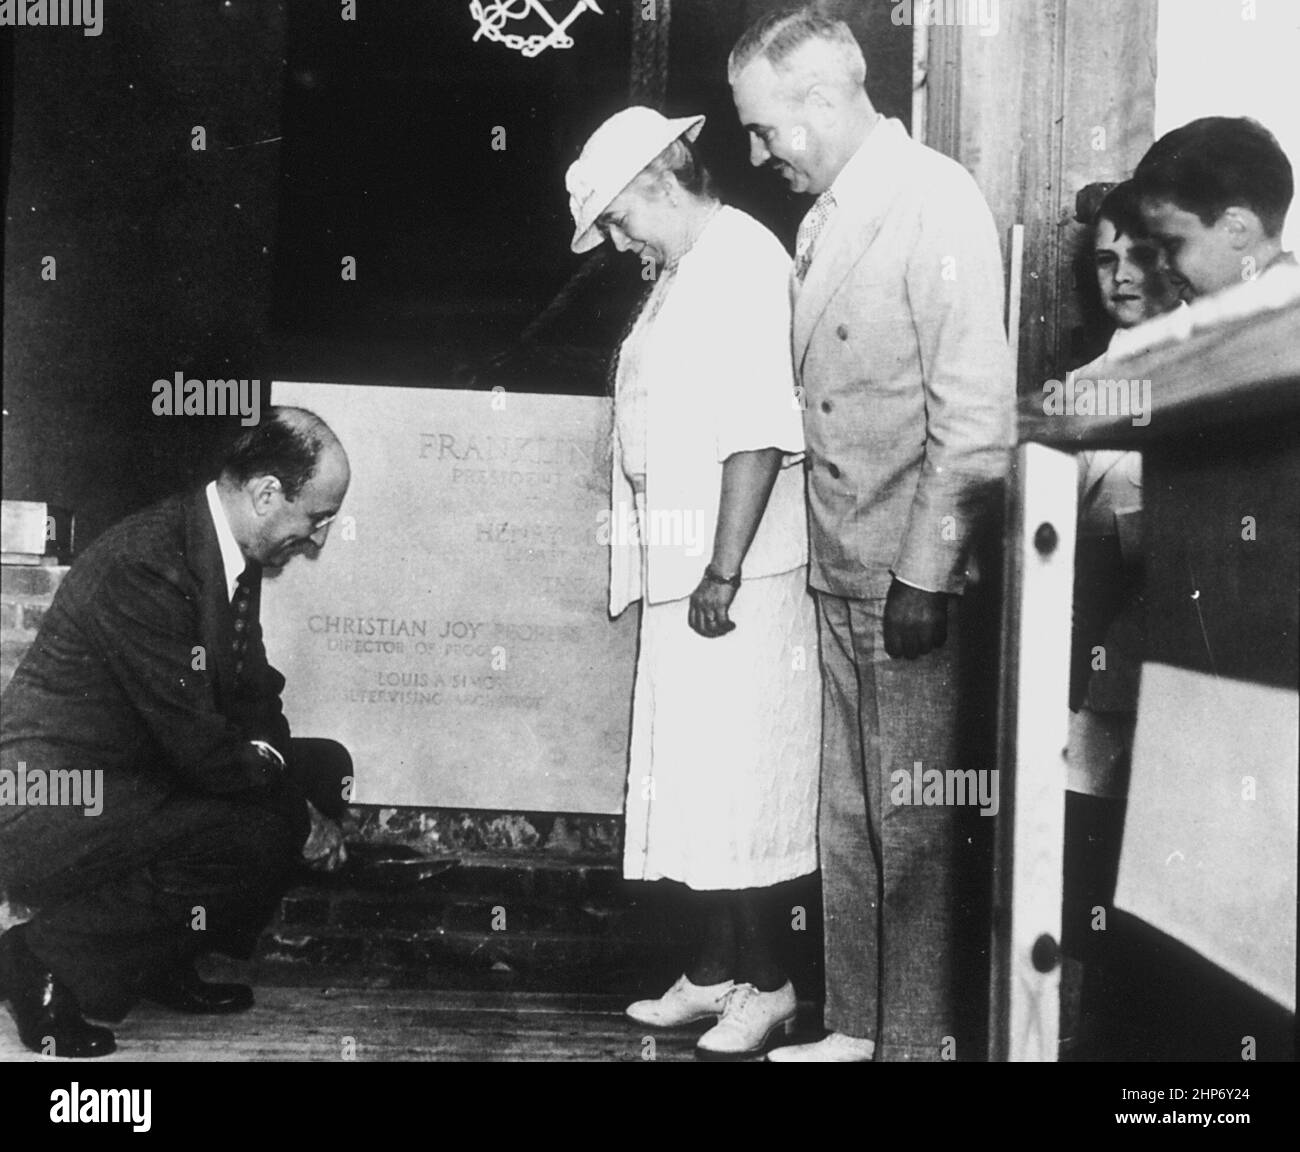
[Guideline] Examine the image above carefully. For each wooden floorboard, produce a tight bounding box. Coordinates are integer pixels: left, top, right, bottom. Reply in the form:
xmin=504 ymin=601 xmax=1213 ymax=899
xmin=0 ymin=987 xmax=789 ymax=1062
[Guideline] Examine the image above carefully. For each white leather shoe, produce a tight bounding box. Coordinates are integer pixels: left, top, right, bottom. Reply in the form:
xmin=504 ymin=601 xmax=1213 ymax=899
xmin=766 ymin=1031 xmax=876 ymax=1062
xmin=695 ymin=981 xmax=797 ymax=1059
xmin=626 ymin=974 xmax=735 ymax=1027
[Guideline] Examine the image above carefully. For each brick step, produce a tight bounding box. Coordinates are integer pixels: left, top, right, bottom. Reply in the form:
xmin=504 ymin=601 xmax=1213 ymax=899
xmin=277 ymin=873 xmax=695 ymax=939
xmin=253 ymin=859 xmax=825 ymax=997
xmin=255 ymin=928 xmax=689 ymax=996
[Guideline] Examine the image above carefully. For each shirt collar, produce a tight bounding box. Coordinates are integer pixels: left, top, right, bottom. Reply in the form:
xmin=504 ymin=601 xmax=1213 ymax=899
xmin=205 ymin=480 xmax=248 ymax=601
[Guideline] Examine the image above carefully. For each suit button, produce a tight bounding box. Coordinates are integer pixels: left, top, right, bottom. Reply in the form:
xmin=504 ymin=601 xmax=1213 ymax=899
xmin=836 ymin=324 xmax=849 ymax=340
xmin=234 ymin=619 xmax=247 ymax=633
xmin=827 ymin=463 xmax=840 ymax=479
xmin=820 ymin=400 xmax=832 ymax=413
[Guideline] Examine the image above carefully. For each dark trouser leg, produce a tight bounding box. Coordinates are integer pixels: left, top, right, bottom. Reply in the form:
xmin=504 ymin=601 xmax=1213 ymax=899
xmin=287 ymin=737 xmax=353 ymax=822
xmin=6 ymin=739 xmax=350 ymax=1021
xmin=1061 ymin=791 xmax=1126 ymax=963
xmin=17 ymin=787 xmax=306 ymax=1021
xmin=1062 ymin=790 xmax=1127 ymax=1053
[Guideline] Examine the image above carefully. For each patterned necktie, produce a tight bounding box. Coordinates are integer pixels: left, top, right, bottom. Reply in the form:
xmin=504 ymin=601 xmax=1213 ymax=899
xmin=231 ymin=563 xmax=258 ymax=681
xmin=794 ymin=190 xmax=837 ymax=282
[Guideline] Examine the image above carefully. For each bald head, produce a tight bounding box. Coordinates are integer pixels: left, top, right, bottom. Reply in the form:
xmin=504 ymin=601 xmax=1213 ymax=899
xmin=218 ymin=405 xmax=351 ymax=569
xmin=220 ymin=406 xmax=346 ymax=499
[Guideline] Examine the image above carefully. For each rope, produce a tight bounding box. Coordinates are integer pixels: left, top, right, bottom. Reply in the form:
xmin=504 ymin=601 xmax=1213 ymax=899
xmin=470 ymin=0 xmax=602 ymax=59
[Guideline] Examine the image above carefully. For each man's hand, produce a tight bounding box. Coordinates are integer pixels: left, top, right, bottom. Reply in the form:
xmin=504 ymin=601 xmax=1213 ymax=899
xmin=302 ymin=801 xmax=348 ymax=873
xmin=688 ymin=578 xmax=738 ymax=638
xmin=883 ymin=578 xmax=950 ymax=659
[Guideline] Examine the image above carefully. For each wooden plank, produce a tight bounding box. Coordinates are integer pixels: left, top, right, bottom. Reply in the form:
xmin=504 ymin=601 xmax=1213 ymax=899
xmin=925 ymin=3 xmax=1067 ymax=394
xmin=1019 ymin=301 xmax=1300 ymax=448
xmin=1056 ymin=0 xmax=1160 ymax=369
xmin=0 ymin=987 xmax=804 ymax=1062
xmin=924 ymin=1 xmax=1159 ymax=394
xmin=989 ymin=443 xmax=1076 ymax=1061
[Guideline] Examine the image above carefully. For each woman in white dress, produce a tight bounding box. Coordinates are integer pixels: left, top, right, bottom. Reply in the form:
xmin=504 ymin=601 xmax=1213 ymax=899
xmin=565 ymin=107 xmax=821 ymax=1059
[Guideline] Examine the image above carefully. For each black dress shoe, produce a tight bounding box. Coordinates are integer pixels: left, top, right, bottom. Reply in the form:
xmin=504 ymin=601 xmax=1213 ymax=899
xmin=144 ymin=964 xmax=254 ymax=1014
xmin=0 ymin=926 xmax=117 ymax=1058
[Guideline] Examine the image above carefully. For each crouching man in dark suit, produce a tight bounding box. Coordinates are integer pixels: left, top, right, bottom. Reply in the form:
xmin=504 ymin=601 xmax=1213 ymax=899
xmin=0 ymin=406 xmax=353 ymax=1057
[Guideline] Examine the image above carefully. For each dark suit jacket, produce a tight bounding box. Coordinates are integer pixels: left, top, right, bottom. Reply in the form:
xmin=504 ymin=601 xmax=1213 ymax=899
xmin=0 ymin=489 xmax=297 ymax=884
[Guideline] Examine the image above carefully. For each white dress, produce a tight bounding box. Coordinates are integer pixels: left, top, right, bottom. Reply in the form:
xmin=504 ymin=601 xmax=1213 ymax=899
xmin=612 ymin=206 xmax=821 ymax=891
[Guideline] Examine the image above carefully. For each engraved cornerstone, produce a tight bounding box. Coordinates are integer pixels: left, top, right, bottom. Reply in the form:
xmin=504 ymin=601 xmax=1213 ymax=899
xmin=263 ymin=381 xmax=636 ymax=812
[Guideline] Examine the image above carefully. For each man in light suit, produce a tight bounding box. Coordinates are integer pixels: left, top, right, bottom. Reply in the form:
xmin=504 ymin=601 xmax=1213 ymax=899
xmin=0 ymin=407 xmax=351 ymax=1057
xmin=730 ymin=8 xmax=1013 ymax=1061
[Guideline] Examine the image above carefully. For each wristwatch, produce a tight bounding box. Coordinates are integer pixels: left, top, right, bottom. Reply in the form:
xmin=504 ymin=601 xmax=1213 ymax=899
xmin=702 ymin=563 xmax=741 ymax=589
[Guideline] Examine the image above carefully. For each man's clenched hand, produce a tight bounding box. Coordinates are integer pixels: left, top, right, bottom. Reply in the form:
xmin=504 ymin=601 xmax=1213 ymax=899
xmin=883 ymin=578 xmax=951 ymax=659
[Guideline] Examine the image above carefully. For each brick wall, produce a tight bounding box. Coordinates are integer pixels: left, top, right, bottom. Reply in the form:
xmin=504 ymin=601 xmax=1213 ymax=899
xmin=0 ymin=564 xmax=67 ymax=693
xmin=1 ymin=565 xmax=64 ymax=925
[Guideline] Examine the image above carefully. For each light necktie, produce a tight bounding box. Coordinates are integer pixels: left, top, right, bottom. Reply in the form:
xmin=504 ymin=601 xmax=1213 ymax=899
xmin=794 ymin=190 xmax=837 ymax=282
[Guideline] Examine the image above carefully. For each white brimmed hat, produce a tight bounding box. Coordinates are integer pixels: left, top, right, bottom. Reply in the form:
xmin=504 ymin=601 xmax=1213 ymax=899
xmin=566 ymin=106 xmax=706 ymax=254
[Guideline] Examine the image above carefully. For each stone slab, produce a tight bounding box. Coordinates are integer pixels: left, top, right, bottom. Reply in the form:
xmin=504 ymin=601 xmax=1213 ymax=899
xmin=264 ymin=382 xmax=636 ymax=813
